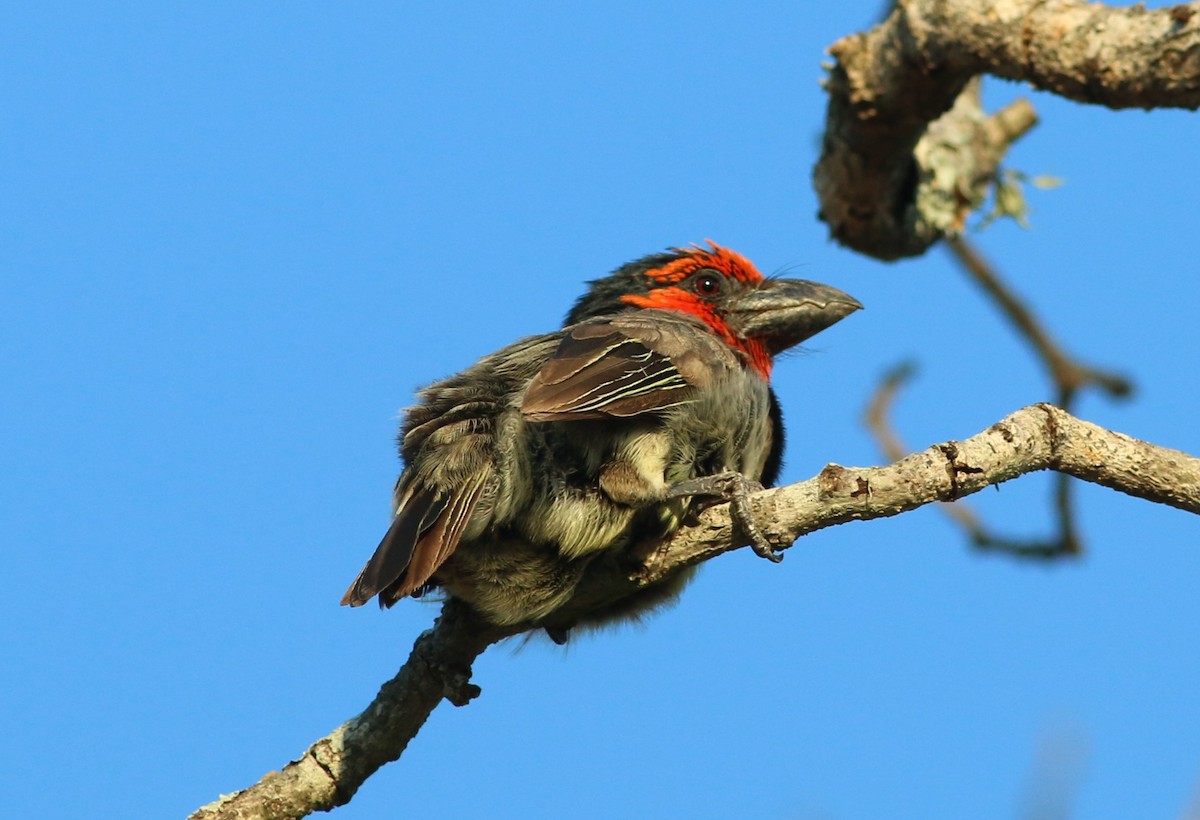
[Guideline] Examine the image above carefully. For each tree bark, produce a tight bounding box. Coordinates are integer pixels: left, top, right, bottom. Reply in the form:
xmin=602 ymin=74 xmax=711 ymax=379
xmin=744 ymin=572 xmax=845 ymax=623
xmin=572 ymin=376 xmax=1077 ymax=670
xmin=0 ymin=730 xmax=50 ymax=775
xmin=815 ymin=0 xmax=1200 ymax=259
xmin=190 ymin=404 xmax=1200 ymax=820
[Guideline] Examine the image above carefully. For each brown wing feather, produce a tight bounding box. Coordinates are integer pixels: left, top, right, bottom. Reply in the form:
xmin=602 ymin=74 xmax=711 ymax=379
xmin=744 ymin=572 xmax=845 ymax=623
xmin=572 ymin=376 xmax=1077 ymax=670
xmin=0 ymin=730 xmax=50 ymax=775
xmin=522 ymin=318 xmax=700 ymax=421
xmin=389 ymin=472 xmax=488 ymax=604
xmin=340 ymin=486 xmax=449 ymax=607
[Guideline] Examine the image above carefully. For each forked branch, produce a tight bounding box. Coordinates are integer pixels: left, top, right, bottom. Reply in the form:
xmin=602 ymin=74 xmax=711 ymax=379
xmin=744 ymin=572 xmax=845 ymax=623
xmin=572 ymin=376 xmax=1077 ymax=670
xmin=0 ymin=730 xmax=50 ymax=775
xmin=191 ymin=404 xmax=1200 ymax=820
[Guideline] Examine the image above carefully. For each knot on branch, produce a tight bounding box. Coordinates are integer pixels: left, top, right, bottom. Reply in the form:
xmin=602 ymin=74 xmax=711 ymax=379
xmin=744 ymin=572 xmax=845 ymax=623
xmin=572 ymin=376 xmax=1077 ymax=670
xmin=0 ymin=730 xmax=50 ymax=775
xmin=412 ymin=609 xmax=489 ymax=707
xmin=818 ymin=463 xmax=865 ymax=501
xmin=936 ymin=441 xmax=985 ymax=500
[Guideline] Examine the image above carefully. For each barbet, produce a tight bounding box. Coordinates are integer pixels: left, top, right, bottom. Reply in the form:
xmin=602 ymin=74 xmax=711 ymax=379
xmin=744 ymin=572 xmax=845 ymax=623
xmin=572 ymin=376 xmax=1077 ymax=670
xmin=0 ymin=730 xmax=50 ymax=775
xmin=342 ymin=243 xmax=860 ymax=639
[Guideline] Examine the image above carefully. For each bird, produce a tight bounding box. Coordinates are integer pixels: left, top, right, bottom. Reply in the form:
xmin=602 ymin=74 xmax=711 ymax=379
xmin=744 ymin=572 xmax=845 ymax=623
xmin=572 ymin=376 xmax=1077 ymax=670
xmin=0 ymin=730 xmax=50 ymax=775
xmin=341 ymin=241 xmax=860 ymax=640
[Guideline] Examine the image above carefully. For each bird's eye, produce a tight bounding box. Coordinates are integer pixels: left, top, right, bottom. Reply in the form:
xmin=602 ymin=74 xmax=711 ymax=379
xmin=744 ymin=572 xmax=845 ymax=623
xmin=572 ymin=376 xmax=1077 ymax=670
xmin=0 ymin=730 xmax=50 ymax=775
xmin=692 ymin=272 xmax=723 ymax=296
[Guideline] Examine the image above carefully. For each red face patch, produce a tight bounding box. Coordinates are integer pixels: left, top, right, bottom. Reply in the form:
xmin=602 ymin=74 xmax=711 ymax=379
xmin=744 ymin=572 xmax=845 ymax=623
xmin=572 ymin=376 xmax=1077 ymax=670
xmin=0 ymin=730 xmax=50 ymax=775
xmin=638 ymin=240 xmax=765 ymax=286
xmin=617 ymin=240 xmax=773 ymax=380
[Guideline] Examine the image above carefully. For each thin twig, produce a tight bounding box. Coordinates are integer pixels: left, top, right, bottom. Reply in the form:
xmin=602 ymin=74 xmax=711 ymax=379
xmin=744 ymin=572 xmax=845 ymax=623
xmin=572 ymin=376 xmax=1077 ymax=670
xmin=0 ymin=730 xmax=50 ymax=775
xmin=944 ymin=235 xmax=1135 ymax=556
xmin=865 ymin=364 xmax=1079 ymax=558
xmin=945 ymin=235 xmax=1132 ymax=405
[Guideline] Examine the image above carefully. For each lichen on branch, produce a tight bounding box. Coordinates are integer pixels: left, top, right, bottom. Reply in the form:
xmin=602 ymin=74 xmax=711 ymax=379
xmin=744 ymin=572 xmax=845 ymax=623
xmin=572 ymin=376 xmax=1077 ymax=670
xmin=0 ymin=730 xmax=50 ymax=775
xmin=814 ymin=0 xmax=1200 ymax=259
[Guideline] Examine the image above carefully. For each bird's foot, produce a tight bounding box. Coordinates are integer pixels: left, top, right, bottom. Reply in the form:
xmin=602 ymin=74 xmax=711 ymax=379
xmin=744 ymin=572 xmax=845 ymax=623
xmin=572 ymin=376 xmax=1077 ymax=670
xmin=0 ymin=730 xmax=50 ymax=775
xmin=666 ymin=471 xmax=782 ymax=563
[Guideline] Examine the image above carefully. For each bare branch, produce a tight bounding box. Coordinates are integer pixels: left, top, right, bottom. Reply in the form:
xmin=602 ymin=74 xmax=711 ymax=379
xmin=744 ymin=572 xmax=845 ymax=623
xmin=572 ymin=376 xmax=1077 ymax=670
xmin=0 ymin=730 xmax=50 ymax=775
xmin=192 ymin=404 xmax=1200 ymax=819
xmin=863 ymin=240 xmax=1133 ymax=558
xmin=815 ymin=0 xmax=1200 ymax=259
xmin=864 ymin=361 xmax=997 ymax=547
xmin=863 ymin=360 xmax=916 ymax=464
xmin=946 ymin=236 xmax=1132 ymax=405
xmin=945 ymin=236 xmax=1138 ymax=556
xmin=1019 ymin=726 xmax=1090 ymax=820
xmin=190 ymin=604 xmax=519 ymax=820
xmin=865 ymin=363 xmax=1079 ymax=558
xmin=642 ymin=404 xmax=1200 ymax=576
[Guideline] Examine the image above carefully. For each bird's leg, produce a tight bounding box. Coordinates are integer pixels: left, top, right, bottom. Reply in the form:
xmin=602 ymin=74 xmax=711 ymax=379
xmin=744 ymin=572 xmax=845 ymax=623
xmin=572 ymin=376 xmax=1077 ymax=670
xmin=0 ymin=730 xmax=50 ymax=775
xmin=665 ymin=471 xmax=783 ymax=563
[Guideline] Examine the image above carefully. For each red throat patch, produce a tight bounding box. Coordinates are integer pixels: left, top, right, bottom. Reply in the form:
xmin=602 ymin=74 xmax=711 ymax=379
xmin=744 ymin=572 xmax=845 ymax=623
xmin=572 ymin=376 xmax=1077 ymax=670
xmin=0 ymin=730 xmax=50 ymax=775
xmin=618 ymin=240 xmax=773 ymax=380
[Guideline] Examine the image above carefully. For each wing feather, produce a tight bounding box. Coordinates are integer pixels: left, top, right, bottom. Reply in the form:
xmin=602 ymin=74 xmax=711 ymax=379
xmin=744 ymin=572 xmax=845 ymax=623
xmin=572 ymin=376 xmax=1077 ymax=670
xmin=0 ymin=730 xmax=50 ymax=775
xmin=521 ymin=319 xmax=699 ymax=421
xmin=396 ymin=473 xmax=489 ymax=601
xmin=340 ymin=487 xmax=449 ymax=607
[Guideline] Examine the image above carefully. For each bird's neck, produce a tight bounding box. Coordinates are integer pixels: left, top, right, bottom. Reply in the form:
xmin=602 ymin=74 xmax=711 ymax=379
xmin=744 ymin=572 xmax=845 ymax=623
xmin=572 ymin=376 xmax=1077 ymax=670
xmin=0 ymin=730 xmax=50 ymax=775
xmin=620 ymin=290 xmax=774 ymax=380
xmin=669 ymin=301 xmax=773 ymax=380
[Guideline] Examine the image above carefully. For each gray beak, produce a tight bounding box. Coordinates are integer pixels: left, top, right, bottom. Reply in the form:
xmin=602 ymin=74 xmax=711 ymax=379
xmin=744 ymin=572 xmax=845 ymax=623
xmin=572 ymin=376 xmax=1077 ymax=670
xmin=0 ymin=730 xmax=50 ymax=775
xmin=729 ymin=279 xmax=862 ymax=355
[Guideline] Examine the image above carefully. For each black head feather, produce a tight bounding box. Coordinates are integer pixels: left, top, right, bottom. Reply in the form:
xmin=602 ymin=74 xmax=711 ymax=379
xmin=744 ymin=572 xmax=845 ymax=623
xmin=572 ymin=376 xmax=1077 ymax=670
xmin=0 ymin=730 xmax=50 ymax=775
xmin=564 ymin=250 xmax=685 ymax=325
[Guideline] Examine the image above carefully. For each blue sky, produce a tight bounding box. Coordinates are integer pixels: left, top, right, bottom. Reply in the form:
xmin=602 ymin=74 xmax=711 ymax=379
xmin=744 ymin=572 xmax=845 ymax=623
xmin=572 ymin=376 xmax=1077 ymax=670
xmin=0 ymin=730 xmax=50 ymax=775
xmin=4 ymin=4 xmax=1198 ymax=819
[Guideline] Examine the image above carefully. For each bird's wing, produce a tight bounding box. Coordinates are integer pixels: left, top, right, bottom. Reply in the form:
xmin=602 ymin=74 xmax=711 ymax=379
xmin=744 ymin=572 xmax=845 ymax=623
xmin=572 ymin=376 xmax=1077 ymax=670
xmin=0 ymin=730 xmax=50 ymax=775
xmin=340 ymin=484 xmax=447 ymax=607
xmin=521 ymin=314 xmax=725 ymax=421
xmin=397 ymin=471 xmax=488 ymax=600
xmin=340 ymin=472 xmax=489 ymax=608
xmin=342 ymin=333 xmax=559 ymax=609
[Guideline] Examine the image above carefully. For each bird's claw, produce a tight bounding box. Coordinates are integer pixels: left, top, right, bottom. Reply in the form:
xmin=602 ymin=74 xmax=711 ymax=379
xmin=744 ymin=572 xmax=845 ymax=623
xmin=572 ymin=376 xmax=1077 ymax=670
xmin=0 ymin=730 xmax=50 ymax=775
xmin=667 ymin=471 xmax=783 ymax=562
xmin=543 ymin=625 xmax=571 ymax=645
xmin=749 ymin=538 xmax=784 ymax=563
